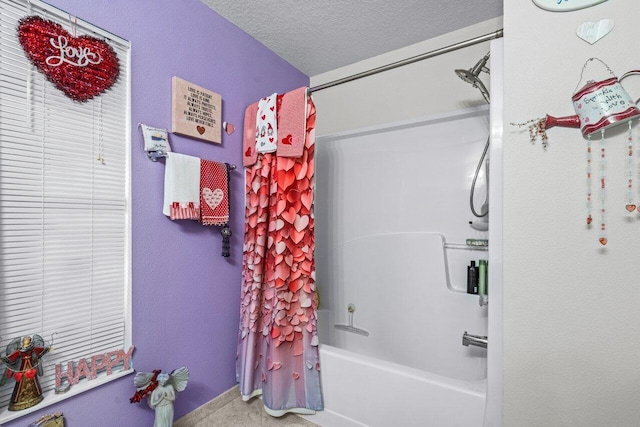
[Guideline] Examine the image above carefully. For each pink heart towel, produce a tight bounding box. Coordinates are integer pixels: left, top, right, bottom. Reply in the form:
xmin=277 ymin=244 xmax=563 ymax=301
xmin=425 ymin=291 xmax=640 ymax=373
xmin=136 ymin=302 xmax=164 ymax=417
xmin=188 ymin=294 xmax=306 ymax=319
xmin=277 ymin=86 xmax=307 ymax=158
xmin=200 ymin=159 xmax=229 ymax=226
xmin=242 ymin=102 xmax=258 ymax=167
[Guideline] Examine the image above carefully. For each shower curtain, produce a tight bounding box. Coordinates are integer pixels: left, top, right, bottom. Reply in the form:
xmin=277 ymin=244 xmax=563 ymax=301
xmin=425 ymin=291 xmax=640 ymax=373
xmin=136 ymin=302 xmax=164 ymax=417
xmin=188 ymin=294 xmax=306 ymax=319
xmin=237 ymin=97 xmax=323 ymax=414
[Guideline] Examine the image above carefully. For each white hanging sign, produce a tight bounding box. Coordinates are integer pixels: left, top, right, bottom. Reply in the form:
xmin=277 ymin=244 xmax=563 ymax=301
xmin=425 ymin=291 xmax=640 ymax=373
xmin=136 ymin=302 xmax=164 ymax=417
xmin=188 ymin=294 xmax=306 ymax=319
xmin=532 ymin=0 xmax=608 ymax=12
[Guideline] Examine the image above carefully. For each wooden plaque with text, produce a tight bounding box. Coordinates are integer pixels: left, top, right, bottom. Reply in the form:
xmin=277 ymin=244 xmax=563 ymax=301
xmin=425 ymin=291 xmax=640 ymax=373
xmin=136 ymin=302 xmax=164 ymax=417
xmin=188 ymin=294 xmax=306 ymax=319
xmin=171 ymin=76 xmax=221 ymax=143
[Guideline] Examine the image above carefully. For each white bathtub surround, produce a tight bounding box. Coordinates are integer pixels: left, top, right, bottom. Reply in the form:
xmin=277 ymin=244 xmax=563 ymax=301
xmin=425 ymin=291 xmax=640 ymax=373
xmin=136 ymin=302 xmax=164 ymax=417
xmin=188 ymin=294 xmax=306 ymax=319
xmin=313 ymin=108 xmax=491 ymax=426
xmin=326 ymin=232 xmax=487 ymax=381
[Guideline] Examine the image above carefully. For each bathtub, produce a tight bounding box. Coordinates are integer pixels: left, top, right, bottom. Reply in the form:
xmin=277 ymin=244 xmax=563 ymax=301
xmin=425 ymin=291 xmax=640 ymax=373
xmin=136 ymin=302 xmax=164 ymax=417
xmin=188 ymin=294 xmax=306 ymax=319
xmin=307 ymin=344 xmax=486 ymax=427
xmin=308 ymin=109 xmax=491 ymax=427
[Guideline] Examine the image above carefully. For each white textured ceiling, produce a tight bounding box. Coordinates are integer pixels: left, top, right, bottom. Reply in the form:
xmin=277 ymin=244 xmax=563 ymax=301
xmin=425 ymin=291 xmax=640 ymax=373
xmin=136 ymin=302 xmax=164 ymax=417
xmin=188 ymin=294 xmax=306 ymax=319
xmin=200 ymin=0 xmax=503 ymax=77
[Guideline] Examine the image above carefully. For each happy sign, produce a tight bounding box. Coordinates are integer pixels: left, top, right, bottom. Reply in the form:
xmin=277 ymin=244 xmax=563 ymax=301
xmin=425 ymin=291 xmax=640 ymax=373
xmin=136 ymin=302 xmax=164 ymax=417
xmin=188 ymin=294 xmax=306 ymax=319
xmin=55 ymin=346 xmax=134 ymax=389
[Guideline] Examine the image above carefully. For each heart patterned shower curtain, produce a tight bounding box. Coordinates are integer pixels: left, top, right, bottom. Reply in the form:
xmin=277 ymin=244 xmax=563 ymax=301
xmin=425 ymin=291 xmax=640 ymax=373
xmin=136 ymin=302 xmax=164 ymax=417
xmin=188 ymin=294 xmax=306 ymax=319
xmin=237 ymin=97 xmax=323 ymax=414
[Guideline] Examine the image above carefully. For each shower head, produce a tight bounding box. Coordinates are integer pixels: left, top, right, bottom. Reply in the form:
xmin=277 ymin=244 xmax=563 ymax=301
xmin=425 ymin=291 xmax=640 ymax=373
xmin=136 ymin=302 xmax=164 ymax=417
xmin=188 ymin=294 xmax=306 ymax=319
xmin=455 ymin=52 xmax=491 ymax=103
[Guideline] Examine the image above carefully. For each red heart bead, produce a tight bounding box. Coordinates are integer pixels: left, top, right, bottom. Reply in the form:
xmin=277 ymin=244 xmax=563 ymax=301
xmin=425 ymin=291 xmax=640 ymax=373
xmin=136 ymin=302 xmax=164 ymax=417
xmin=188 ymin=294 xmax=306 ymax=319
xmin=25 ymin=369 xmax=37 ymax=379
xmin=17 ymin=16 xmax=120 ymax=102
xmin=13 ymin=372 xmax=22 ymax=382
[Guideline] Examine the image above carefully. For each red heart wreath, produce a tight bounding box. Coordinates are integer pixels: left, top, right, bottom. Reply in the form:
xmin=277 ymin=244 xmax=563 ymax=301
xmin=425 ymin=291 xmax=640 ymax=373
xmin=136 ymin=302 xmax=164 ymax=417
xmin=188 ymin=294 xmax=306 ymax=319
xmin=17 ymin=16 xmax=120 ymax=102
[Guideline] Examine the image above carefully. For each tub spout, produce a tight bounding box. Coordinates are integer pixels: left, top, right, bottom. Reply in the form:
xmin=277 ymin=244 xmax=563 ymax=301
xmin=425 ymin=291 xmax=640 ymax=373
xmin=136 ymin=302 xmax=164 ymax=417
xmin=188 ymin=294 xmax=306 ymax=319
xmin=462 ymin=331 xmax=487 ymax=348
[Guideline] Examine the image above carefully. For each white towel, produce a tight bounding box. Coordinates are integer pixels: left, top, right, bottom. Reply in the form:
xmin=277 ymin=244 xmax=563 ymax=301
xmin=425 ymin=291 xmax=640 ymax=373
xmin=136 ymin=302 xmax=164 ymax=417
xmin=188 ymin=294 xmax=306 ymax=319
xmin=163 ymin=152 xmax=201 ymax=220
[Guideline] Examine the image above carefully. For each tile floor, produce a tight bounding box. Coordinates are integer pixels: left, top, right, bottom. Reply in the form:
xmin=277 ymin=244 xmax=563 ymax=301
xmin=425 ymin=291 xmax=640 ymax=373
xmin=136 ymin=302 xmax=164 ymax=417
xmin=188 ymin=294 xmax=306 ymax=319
xmin=174 ymin=386 xmax=319 ymax=427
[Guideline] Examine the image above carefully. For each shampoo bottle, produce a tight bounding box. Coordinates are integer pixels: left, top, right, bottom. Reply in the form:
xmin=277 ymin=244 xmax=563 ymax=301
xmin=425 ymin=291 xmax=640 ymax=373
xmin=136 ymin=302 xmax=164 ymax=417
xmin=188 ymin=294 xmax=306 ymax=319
xmin=467 ymin=261 xmax=478 ymax=294
xmin=478 ymin=259 xmax=488 ymax=295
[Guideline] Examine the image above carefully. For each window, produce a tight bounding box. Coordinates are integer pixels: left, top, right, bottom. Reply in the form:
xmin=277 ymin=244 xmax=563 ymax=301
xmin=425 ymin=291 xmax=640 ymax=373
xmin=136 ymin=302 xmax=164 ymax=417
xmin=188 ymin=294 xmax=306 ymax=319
xmin=0 ymin=0 xmax=131 ymax=421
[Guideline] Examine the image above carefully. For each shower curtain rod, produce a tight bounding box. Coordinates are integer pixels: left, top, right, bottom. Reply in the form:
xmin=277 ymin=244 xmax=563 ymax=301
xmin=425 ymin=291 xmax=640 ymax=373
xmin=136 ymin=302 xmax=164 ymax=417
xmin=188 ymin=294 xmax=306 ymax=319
xmin=308 ymin=29 xmax=503 ymax=93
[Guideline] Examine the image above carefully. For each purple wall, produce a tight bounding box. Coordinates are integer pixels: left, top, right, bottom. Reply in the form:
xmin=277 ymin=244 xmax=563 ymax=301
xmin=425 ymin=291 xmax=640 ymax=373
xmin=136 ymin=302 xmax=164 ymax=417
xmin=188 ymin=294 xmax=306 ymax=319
xmin=5 ymin=1 xmax=308 ymax=426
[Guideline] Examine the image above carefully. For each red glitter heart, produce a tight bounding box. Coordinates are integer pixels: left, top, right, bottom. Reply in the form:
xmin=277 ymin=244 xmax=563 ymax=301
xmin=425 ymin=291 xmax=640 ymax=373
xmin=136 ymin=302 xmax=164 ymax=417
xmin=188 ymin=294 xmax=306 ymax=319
xmin=17 ymin=16 xmax=120 ymax=102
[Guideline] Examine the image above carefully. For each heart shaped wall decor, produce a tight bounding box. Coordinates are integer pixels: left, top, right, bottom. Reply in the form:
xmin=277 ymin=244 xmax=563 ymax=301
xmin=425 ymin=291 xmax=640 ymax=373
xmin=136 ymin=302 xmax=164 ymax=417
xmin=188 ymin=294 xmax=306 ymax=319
xmin=576 ymin=19 xmax=614 ymax=44
xmin=17 ymin=16 xmax=120 ymax=102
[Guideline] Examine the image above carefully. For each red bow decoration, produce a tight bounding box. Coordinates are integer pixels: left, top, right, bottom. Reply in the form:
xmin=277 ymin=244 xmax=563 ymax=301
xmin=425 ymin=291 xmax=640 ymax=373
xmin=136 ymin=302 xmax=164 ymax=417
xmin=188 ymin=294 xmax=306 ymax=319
xmin=17 ymin=16 xmax=120 ymax=102
xmin=129 ymin=369 xmax=161 ymax=404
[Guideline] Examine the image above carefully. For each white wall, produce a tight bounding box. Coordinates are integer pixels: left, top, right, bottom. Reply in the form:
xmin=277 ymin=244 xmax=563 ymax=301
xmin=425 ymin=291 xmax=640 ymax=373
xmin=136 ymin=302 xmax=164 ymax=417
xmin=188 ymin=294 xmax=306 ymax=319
xmin=310 ymin=18 xmax=503 ymax=135
xmin=503 ymin=3 xmax=640 ymax=427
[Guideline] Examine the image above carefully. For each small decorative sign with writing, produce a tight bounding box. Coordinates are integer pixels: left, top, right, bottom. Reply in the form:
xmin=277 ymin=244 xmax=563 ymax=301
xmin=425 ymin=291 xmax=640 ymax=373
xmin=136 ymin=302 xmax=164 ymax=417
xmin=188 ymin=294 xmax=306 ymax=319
xmin=532 ymin=0 xmax=608 ymax=12
xmin=54 ymin=346 xmax=134 ymax=391
xmin=171 ymin=77 xmax=222 ymax=143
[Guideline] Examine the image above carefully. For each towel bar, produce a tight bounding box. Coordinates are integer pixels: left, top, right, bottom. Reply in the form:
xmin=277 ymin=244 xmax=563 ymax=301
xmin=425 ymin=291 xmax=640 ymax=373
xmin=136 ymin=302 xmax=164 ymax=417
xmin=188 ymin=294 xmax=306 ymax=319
xmin=147 ymin=150 xmax=236 ymax=170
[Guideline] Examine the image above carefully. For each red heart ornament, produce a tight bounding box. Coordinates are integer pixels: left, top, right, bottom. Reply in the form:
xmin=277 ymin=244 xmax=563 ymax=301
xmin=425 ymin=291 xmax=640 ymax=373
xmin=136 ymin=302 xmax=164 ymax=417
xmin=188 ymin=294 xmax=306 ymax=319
xmin=224 ymin=122 xmax=235 ymax=135
xmin=17 ymin=16 xmax=120 ymax=102
xmin=13 ymin=372 xmax=22 ymax=382
xmin=25 ymin=368 xmax=37 ymax=379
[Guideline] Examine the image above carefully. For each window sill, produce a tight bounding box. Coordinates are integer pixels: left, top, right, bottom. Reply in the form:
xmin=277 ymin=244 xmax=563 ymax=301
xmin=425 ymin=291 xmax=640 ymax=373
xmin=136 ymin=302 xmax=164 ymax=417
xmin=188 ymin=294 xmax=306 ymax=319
xmin=0 ymin=368 xmax=133 ymax=424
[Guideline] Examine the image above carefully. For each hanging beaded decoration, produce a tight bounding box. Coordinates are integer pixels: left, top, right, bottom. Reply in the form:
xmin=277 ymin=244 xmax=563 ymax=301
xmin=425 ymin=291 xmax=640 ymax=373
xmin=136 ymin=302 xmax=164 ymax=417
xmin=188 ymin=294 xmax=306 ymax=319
xmin=636 ymin=122 xmax=640 ymax=212
xmin=510 ymin=117 xmax=549 ymax=148
xmin=586 ymin=134 xmax=592 ymax=225
xmin=626 ymin=121 xmax=636 ymax=213
xmin=599 ymin=129 xmax=607 ymax=246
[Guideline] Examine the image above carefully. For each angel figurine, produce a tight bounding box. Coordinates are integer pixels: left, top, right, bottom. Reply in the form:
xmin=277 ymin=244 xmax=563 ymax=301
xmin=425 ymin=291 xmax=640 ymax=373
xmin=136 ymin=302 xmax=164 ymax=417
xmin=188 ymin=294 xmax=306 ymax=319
xmin=132 ymin=366 xmax=189 ymax=427
xmin=0 ymin=334 xmax=52 ymax=411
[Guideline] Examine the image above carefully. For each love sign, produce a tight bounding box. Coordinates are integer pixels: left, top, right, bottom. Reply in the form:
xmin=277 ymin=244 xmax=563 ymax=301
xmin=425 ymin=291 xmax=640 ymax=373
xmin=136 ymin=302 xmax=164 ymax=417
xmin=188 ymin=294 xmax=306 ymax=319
xmin=17 ymin=16 xmax=120 ymax=102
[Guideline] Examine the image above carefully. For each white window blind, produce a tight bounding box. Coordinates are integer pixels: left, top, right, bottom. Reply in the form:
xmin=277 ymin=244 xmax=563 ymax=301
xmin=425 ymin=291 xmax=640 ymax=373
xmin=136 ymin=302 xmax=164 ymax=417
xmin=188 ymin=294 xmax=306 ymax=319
xmin=0 ymin=0 xmax=131 ymax=421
